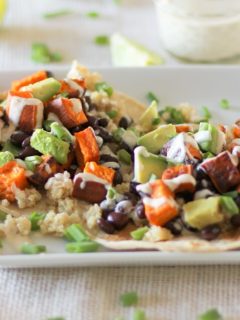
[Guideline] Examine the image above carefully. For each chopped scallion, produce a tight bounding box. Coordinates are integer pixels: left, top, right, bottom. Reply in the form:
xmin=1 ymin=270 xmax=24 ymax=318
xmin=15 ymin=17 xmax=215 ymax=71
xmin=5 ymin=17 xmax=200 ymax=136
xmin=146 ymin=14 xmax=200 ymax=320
xmin=95 ymin=81 xmax=113 ymax=96
xmin=94 ymin=35 xmax=110 ymax=46
xmin=117 ymin=149 xmax=131 ymax=165
xmin=29 ymin=212 xmax=46 ymax=231
xmin=107 ymin=187 xmax=117 ymax=200
xmin=86 ymin=11 xmax=100 ymax=18
xmin=222 ymin=191 xmax=238 ymax=198
xmin=202 ymin=106 xmax=212 ymax=120
xmin=220 ymin=196 xmax=239 ymax=216
xmin=106 ymin=110 xmax=118 ymax=119
xmin=120 ymin=291 xmax=138 ymax=307
xmin=152 ymin=117 xmax=160 ymax=126
xmin=21 ymin=243 xmax=46 ymax=254
xmin=130 ymin=227 xmax=149 ymax=240
xmin=43 ymin=9 xmax=72 ymax=19
xmin=146 ymin=91 xmax=159 ymax=104
xmin=113 ymin=128 xmax=125 ymax=142
xmin=64 ymin=224 xmax=89 ymax=242
xmin=66 ymin=241 xmax=99 ymax=253
xmin=31 ymin=43 xmax=62 ymax=64
xmin=220 ymin=99 xmax=230 ymax=109
xmin=198 ymin=308 xmax=223 ymax=320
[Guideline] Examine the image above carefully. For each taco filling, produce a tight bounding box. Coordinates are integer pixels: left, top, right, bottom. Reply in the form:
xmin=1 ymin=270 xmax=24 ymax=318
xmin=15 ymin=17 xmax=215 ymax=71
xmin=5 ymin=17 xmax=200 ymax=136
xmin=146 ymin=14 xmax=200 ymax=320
xmin=1 ymin=61 xmax=240 ymax=253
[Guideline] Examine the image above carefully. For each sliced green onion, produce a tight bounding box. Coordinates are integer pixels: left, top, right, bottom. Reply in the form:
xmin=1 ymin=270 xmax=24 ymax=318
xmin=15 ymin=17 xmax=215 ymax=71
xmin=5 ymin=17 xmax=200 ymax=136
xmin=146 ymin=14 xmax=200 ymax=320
xmin=222 ymin=191 xmax=238 ymax=198
xmin=94 ymin=35 xmax=110 ymax=46
xmin=25 ymin=155 xmax=42 ymax=171
xmin=220 ymin=99 xmax=230 ymax=109
xmin=31 ymin=43 xmax=62 ymax=64
xmin=21 ymin=243 xmax=46 ymax=254
xmin=133 ymin=309 xmax=147 ymax=320
xmin=43 ymin=9 xmax=72 ymax=19
xmin=117 ymin=149 xmax=131 ymax=165
xmin=113 ymin=128 xmax=125 ymax=142
xmin=29 ymin=212 xmax=46 ymax=231
xmin=203 ymin=152 xmax=214 ymax=159
xmin=198 ymin=308 xmax=223 ymax=320
xmin=66 ymin=241 xmax=99 ymax=253
xmin=95 ymin=81 xmax=113 ymax=96
xmin=43 ymin=120 xmax=54 ymax=131
xmin=159 ymin=106 xmax=185 ymax=124
xmin=202 ymin=106 xmax=212 ymax=120
xmin=130 ymin=227 xmax=149 ymax=241
xmin=64 ymin=224 xmax=89 ymax=242
xmin=146 ymin=91 xmax=159 ymax=104
xmin=152 ymin=117 xmax=160 ymax=126
xmin=106 ymin=110 xmax=118 ymax=119
xmin=107 ymin=187 xmax=117 ymax=200
xmin=86 ymin=11 xmax=100 ymax=18
xmin=221 ymin=196 xmax=239 ymax=216
xmin=120 ymin=291 xmax=138 ymax=307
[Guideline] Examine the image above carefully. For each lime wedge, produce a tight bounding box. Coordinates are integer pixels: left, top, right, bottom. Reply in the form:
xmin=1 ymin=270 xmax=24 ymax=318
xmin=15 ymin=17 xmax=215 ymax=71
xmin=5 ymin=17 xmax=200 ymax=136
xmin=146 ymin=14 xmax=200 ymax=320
xmin=110 ymin=33 xmax=164 ymax=67
xmin=0 ymin=0 xmax=7 ymax=23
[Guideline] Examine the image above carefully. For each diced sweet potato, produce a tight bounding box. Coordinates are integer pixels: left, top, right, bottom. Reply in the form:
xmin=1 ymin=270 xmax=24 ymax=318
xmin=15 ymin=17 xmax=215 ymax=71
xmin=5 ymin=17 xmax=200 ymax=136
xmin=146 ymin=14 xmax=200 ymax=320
xmin=72 ymin=174 xmax=107 ymax=203
xmin=47 ymin=97 xmax=88 ymax=128
xmin=201 ymin=151 xmax=240 ymax=193
xmin=145 ymin=202 xmax=178 ymax=227
xmin=84 ymin=162 xmax=115 ymax=184
xmin=19 ymin=104 xmax=37 ymax=133
xmin=11 ymin=71 xmax=48 ymax=92
xmin=28 ymin=155 xmax=63 ymax=187
xmin=162 ymin=165 xmax=195 ymax=193
xmin=75 ymin=127 xmax=99 ymax=168
xmin=0 ymin=161 xmax=28 ymax=202
xmin=150 ymin=180 xmax=173 ymax=199
xmin=60 ymin=79 xmax=86 ymax=98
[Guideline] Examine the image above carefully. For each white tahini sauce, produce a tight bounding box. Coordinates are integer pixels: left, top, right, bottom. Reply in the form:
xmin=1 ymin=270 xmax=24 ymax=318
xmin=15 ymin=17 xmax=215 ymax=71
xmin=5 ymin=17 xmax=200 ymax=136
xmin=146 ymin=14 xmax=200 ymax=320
xmin=136 ymin=182 xmax=151 ymax=195
xmin=232 ymin=146 xmax=240 ymax=157
xmin=194 ymin=130 xmax=211 ymax=144
xmin=194 ymin=189 xmax=214 ymax=200
xmin=64 ymin=78 xmax=84 ymax=96
xmin=8 ymin=96 xmax=44 ymax=128
xmin=143 ymin=196 xmax=177 ymax=209
xmin=74 ymin=172 xmax=109 ymax=190
xmin=163 ymin=174 xmax=196 ymax=191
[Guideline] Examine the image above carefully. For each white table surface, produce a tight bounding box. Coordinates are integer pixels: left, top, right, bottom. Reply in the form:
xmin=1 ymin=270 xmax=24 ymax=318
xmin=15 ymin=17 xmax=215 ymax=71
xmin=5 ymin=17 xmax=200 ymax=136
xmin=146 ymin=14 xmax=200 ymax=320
xmin=0 ymin=1 xmax=240 ymax=320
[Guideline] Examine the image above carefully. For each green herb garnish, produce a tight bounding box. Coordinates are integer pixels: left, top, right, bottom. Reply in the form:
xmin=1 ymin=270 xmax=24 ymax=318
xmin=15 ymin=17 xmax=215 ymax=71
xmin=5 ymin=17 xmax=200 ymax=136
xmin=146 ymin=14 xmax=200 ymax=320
xmin=202 ymin=106 xmax=212 ymax=120
xmin=25 ymin=155 xmax=42 ymax=172
xmin=43 ymin=9 xmax=72 ymax=19
xmin=223 ymin=191 xmax=238 ymax=198
xmin=159 ymin=106 xmax=185 ymax=124
xmin=31 ymin=43 xmax=62 ymax=63
xmin=152 ymin=117 xmax=161 ymax=126
xmin=106 ymin=110 xmax=118 ymax=119
xmin=86 ymin=11 xmax=100 ymax=19
xmin=133 ymin=309 xmax=146 ymax=320
xmin=130 ymin=227 xmax=149 ymax=240
xmin=221 ymin=196 xmax=239 ymax=216
xmin=64 ymin=224 xmax=89 ymax=242
xmin=94 ymin=35 xmax=110 ymax=46
xmin=29 ymin=212 xmax=46 ymax=231
xmin=95 ymin=81 xmax=113 ymax=96
xmin=113 ymin=128 xmax=125 ymax=142
xmin=117 ymin=149 xmax=131 ymax=165
xmin=120 ymin=292 xmax=138 ymax=307
xmin=198 ymin=308 xmax=223 ymax=320
xmin=66 ymin=241 xmax=99 ymax=253
xmin=146 ymin=91 xmax=159 ymax=104
xmin=220 ymin=99 xmax=230 ymax=109
xmin=21 ymin=243 xmax=46 ymax=254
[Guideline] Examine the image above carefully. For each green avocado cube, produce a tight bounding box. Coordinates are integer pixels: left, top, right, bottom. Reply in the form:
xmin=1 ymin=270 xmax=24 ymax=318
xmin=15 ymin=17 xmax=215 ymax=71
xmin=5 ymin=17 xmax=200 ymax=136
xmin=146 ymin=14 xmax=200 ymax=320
xmin=137 ymin=124 xmax=176 ymax=154
xmin=134 ymin=146 xmax=167 ymax=183
xmin=22 ymin=78 xmax=61 ymax=102
xmin=30 ymin=129 xmax=69 ymax=164
xmin=198 ymin=122 xmax=220 ymax=155
xmin=183 ymin=197 xmax=223 ymax=230
xmin=0 ymin=151 xmax=14 ymax=167
xmin=138 ymin=100 xmax=158 ymax=131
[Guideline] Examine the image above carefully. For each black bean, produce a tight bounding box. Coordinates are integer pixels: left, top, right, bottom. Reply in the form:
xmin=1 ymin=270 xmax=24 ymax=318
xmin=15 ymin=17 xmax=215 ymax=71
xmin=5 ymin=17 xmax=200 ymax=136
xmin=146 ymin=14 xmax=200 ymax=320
xmin=84 ymin=95 xmax=95 ymax=111
xmin=119 ymin=141 xmax=132 ymax=152
xmin=87 ymin=115 xmax=98 ymax=128
xmin=119 ymin=117 xmax=129 ymax=129
xmin=95 ymin=127 xmax=114 ymax=143
xmin=176 ymin=192 xmax=193 ymax=202
xmin=235 ymin=196 xmax=240 ymax=208
xmin=130 ymin=181 xmax=140 ymax=196
xmin=97 ymin=218 xmax=115 ymax=234
xmin=113 ymin=170 xmax=123 ymax=186
xmin=1 ymin=110 xmax=9 ymax=125
xmin=123 ymin=192 xmax=139 ymax=205
xmin=46 ymin=70 xmax=54 ymax=78
xmin=200 ymin=224 xmax=221 ymax=241
xmin=100 ymin=154 xmax=118 ymax=163
xmin=22 ymin=136 xmax=31 ymax=148
xmin=18 ymin=146 xmax=40 ymax=159
xmin=231 ymin=215 xmax=240 ymax=228
xmin=135 ymin=202 xmax=146 ymax=219
xmin=107 ymin=212 xmax=129 ymax=230
xmin=165 ymin=218 xmax=183 ymax=236
xmin=97 ymin=118 xmax=109 ymax=127
xmin=10 ymin=131 xmax=29 ymax=146
xmin=195 ymin=166 xmax=208 ymax=180
xmin=70 ymin=126 xmax=83 ymax=134
xmin=101 ymin=208 xmax=113 ymax=219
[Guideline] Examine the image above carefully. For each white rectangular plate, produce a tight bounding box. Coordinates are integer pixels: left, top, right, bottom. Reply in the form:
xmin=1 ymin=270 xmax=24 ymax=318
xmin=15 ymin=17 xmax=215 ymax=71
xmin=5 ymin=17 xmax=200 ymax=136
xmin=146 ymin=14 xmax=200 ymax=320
xmin=1 ymin=66 xmax=240 ymax=268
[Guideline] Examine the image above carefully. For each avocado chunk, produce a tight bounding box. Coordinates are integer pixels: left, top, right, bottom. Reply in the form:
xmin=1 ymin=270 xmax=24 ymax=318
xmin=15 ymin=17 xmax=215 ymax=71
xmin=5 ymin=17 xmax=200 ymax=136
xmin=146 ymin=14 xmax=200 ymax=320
xmin=30 ymin=129 xmax=69 ymax=164
xmin=197 ymin=122 xmax=224 ymax=155
xmin=134 ymin=146 xmax=167 ymax=183
xmin=138 ymin=124 xmax=176 ymax=154
xmin=138 ymin=101 xmax=158 ymax=131
xmin=22 ymin=78 xmax=61 ymax=102
xmin=0 ymin=151 xmax=14 ymax=167
xmin=183 ymin=197 xmax=223 ymax=230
